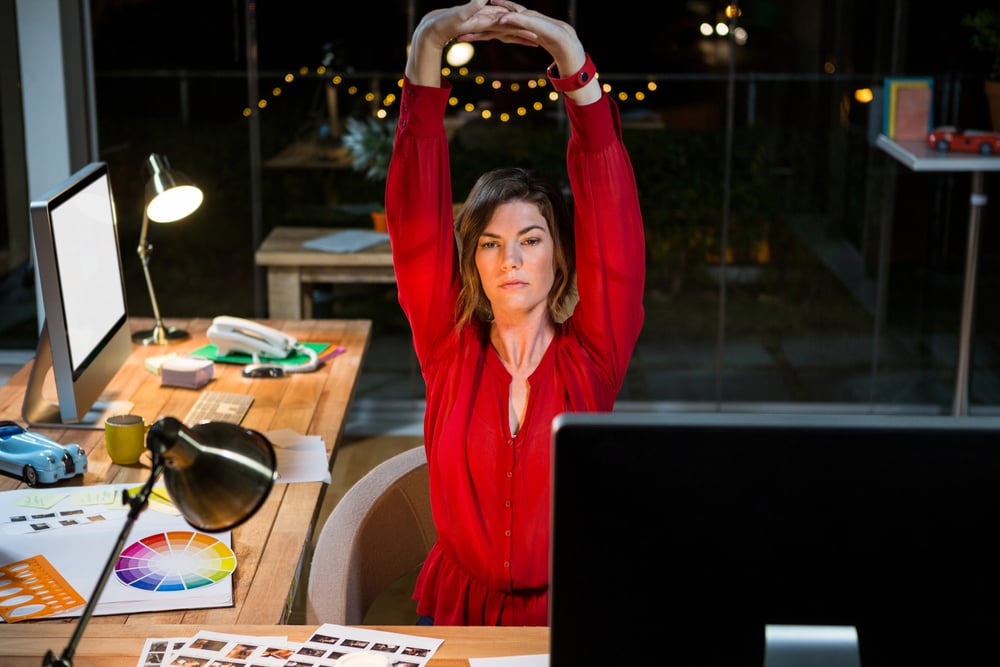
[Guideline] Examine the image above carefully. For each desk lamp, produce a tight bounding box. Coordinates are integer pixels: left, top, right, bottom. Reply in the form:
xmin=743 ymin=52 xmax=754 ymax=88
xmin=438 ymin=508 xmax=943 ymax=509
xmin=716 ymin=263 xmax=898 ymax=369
xmin=132 ymin=153 xmax=204 ymax=345
xmin=43 ymin=416 xmax=277 ymax=667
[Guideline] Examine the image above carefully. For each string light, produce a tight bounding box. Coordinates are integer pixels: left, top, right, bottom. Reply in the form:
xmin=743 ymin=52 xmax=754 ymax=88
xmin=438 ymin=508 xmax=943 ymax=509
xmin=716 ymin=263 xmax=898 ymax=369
xmin=241 ymin=65 xmax=663 ymax=123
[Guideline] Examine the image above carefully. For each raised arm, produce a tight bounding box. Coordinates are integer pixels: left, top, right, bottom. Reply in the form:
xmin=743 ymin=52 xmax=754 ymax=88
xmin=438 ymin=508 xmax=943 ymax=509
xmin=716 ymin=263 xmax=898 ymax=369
xmin=497 ymin=2 xmax=646 ymax=383
xmin=388 ymin=1 xmax=535 ymax=363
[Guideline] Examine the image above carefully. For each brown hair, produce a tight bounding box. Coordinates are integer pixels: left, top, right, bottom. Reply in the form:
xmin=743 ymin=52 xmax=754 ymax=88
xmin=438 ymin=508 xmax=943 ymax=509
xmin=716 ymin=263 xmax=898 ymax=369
xmin=454 ymin=167 xmax=576 ymax=329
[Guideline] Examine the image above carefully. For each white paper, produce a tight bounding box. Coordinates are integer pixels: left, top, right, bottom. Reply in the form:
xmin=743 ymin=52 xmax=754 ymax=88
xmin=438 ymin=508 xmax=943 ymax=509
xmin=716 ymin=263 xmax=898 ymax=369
xmin=300 ymin=623 xmax=444 ymax=666
xmin=266 ymin=428 xmax=332 ymax=484
xmin=303 ymin=229 xmax=390 ymax=253
xmin=470 ymin=655 xmax=550 ymax=667
xmin=0 ymin=484 xmax=234 ymax=621
xmin=145 ymin=624 xmax=443 ymax=667
xmin=161 ymin=630 xmax=289 ymax=666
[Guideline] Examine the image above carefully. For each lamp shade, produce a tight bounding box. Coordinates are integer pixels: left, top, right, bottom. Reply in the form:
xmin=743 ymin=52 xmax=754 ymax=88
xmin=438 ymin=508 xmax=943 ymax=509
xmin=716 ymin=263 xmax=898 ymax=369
xmin=146 ymin=417 xmax=277 ymax=532
xmin=144 ymin=153 xmax=204 ymax=222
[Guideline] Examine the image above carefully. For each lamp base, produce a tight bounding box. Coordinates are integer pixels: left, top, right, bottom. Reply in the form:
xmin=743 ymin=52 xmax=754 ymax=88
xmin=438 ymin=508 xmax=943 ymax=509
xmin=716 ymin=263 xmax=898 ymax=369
xmin=132 ymin=325 xmax=189 ymax=346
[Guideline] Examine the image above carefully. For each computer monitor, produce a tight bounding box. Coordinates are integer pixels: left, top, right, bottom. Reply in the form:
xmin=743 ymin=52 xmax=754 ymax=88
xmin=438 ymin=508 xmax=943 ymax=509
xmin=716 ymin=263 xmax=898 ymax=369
xmin=22 ymin=161 xmax=133 ymax=429
xmin=549 ymin=411 xmax=1000 ymax=666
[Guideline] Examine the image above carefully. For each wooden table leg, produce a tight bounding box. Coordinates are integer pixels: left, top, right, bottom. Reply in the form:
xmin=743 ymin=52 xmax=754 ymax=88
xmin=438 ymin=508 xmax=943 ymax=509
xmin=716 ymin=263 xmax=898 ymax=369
xmin=267 ymin=266 xmax=304 ymax=319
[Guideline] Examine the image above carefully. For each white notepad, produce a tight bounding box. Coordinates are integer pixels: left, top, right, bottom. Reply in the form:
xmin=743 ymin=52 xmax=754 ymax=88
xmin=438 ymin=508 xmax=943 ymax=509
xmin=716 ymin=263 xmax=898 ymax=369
xmin=303 ymin=229 xmax=389 ymax=253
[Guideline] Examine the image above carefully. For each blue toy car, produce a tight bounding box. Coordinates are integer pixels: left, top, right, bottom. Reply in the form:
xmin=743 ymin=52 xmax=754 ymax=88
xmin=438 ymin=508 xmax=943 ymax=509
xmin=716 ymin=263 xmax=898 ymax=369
xmin=0 ymin=420 xmax=87 ymax=487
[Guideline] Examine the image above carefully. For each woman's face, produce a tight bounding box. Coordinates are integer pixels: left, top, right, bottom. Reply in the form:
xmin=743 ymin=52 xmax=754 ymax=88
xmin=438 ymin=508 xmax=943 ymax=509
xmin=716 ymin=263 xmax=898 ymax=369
xmin=474 ymin=200 xmax=555 ymax=320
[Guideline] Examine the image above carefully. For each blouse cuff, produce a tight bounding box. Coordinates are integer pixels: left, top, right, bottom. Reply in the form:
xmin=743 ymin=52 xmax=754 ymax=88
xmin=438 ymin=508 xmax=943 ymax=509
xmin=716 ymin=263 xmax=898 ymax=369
xmin=563 ymin=93 xmax=621 ymax=151
xmin=399 ymin=76 xmax=453 ymax=136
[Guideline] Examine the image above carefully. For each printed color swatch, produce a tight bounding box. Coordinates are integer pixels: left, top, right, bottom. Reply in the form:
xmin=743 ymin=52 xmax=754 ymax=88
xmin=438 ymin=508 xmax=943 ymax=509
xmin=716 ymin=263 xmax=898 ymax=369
xmin=114 ymin=530 xmax=236 ymax=592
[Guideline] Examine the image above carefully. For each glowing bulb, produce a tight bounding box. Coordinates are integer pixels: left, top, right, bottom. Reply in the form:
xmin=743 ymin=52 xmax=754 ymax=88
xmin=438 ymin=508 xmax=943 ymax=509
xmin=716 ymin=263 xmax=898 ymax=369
xmin=446 ymin=42 xmax=475 ymax=67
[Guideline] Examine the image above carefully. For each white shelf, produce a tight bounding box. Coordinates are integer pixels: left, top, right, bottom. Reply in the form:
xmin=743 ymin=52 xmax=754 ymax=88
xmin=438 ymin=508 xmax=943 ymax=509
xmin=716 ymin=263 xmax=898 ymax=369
xmin=876 ymin=134 xmax=1000 ymax=172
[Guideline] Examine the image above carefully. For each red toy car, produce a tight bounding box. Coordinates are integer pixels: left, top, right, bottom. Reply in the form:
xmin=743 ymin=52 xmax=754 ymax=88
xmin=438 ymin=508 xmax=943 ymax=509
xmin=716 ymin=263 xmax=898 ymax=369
xmin=926 ymin=126 xmax=1000 ymax=155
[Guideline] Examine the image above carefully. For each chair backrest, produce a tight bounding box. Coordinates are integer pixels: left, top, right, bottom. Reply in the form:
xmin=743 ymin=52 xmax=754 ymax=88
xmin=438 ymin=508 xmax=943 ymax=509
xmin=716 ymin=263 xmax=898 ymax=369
xmin=306 ymin=445 xmax=435 ymax=625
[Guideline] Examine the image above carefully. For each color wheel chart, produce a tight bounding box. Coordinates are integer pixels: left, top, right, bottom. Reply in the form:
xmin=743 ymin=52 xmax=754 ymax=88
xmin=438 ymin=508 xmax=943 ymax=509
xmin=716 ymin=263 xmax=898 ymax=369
xmin=114 ymin=530 xmax=236 ymax=592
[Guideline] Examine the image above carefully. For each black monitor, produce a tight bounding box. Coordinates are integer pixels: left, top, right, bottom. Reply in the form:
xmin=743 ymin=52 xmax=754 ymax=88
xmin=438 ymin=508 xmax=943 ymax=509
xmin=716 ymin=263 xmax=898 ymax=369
xmin=549 ymin=411 xmax=1000 ymax=666
xmin=22 ymin=161 xmax=133 ymax=429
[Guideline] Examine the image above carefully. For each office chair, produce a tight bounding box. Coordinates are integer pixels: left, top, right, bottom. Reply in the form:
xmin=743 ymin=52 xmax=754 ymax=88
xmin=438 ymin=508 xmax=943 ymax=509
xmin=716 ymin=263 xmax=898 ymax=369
xmin=306 ymin=445 xmax=435 ymax=625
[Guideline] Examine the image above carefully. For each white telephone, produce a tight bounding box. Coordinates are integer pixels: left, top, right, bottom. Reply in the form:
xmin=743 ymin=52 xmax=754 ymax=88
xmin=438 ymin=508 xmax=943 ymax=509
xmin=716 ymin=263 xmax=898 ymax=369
xmin=207 ymin=316 xmax=319 ymax=372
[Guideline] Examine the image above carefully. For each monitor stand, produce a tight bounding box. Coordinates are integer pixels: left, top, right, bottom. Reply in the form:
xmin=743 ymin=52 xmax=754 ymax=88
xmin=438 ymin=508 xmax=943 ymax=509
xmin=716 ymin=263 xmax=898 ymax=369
xmin=765 ymin=625 xmax=861 ymax=667
xmin=21 ymin=328 xmax=133 ymax=430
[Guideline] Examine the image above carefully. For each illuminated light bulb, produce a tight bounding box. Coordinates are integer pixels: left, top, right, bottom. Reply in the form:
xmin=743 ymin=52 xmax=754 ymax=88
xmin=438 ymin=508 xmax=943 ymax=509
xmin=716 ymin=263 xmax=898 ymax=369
xmin=446 ymin=41 xmax=475 ymax=67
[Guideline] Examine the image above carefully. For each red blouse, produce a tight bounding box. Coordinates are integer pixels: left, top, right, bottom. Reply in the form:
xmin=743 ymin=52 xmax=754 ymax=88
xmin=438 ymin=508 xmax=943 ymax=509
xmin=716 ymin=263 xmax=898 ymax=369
xmin=385 ymin=77 xmax=645 ymax=626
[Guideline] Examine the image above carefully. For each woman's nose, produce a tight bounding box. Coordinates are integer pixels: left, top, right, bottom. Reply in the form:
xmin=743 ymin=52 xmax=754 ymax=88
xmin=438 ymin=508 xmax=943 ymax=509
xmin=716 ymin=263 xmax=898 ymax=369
xmin=502 ymin=247 xmax=521 ymax=269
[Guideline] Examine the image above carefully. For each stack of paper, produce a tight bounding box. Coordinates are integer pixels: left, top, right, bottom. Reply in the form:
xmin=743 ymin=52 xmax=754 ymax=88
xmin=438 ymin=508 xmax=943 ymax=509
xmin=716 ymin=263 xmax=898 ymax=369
xmin=265 ymin=429 xmax=331 ymax=484
xmin=161 ymin=356 xmax=215 ymax=388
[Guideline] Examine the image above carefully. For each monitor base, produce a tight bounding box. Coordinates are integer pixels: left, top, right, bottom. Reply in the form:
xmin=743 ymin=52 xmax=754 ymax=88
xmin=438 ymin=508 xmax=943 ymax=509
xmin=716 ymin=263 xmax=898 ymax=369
xmin=765 ymin=625 xmax=860 ymax=667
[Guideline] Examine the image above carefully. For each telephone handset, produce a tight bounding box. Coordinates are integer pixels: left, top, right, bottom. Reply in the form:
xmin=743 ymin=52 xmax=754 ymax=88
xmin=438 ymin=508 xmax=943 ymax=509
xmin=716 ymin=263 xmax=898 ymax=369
xmin=207 ymin=316 xmax=319 ymax=372
xmin=207 ymin=316 xmax=297 ymax=359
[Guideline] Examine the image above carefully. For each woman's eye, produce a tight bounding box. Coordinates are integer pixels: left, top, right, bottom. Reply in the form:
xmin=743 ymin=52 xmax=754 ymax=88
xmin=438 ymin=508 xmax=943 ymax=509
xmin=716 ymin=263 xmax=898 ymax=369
xmin=522 ymin=237 xmax=541 ymax=246
xmin=480 ymin=240 xmax=498 ymax=249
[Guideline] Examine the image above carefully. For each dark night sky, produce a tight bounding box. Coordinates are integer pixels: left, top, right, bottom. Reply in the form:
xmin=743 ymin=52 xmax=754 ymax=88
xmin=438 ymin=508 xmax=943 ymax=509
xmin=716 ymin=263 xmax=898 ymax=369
xmin=89 ymin=1 xmax=993 ymax=82
xmin=91 ymin=1 xmax=692 ymax=74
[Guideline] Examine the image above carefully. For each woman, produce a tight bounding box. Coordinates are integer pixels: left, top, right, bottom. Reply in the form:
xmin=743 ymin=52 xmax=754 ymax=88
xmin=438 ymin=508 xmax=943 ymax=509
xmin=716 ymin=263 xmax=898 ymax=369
xmin=385 ymin=0 xmax=644 ymax=625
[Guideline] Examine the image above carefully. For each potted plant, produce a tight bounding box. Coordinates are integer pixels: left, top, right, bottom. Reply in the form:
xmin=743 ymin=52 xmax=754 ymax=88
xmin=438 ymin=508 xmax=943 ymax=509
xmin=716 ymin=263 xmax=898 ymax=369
xmin=962 ymin=8 xmax=1000 ymax=130
xmin=341 ymin=116 xmax=395 ymax=231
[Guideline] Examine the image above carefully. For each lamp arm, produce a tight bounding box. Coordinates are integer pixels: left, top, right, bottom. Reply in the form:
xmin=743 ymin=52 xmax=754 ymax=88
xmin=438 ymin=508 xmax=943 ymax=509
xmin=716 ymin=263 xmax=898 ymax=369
xmin=136 ymin=211 xmax=165 ymax=328
xmin=43 ymin=459 xmax=166 ymax=667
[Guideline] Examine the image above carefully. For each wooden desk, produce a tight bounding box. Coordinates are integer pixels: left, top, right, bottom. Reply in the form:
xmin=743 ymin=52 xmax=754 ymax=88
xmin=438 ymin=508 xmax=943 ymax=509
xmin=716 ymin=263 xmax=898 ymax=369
xmin=0 ymin=316 xmax=371 ymax=625
xmin=876 ymin=135 xmax=1000 ymax=415
xmin=0 ymin=624 xmax=549 ymax=667
xmin=264 ymin=137 xmax=355 ymax=170
xmin=255 ymin=226 xmax=395 ymax=319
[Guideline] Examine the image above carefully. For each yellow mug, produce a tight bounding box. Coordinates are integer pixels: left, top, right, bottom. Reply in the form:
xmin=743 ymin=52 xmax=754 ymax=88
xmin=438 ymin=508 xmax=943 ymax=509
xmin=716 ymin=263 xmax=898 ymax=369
xmin=104 ymin=414 xmax=147 ymax=465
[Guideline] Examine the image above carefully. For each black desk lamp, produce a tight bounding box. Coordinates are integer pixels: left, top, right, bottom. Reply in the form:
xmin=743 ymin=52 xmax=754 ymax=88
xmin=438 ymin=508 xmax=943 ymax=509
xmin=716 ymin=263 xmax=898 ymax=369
xmin=132 ymin=153 xmax=204 ymax=345
xmin=43 ymin=416 xmax=277 ymax=667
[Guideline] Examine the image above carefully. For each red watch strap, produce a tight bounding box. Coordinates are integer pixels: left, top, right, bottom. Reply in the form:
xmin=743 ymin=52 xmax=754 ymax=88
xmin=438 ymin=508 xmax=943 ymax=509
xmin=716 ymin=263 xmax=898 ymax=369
xmin=547 ymin=53 xmax=597 ymax=93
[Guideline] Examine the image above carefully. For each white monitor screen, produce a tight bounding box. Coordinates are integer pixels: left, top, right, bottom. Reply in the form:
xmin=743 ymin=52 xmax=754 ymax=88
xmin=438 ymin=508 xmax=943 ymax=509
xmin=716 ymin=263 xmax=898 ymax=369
xmin=50 ymin=171 xmax=127 ymax=376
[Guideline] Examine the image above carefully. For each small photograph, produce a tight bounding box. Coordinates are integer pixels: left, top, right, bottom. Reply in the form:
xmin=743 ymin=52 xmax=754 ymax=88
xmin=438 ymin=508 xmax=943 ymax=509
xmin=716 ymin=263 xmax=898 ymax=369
xmin=392 ymin=661 xmax=419 ymax=667
xmin=142 ymin=650 xmax=167 ymax=667
xmin=342 ymin=639 xmax=369 ymax=649
xmin=58 ymin=519 xmax=79 ymax=527
xmin=9 ymin=515 xmax=26 ymax=522
xmin=371 ymin=643 xmax=399 ymax=653
xmin=30 ymin=523 xmax=50 ymax=532
xmin=284 ymin=660 xmax=317 ymax=667
xmin=190 ymin=638 xmax=227 ymax=652
xmin=140 ymin=638 xmax=188 ymax=667
xmin=308 ymin=633 xmax=340 ymax=645
xmin=225 ymin=644 xmax=257 ymax=659
xmin=168 ymin=655 xmax=207 ymax=667
xmin=30 ymin=512 xmax=55 ymax=519
xmin=206 ymin=660 xmax=244 ymax=667
xmin=260 ymin=647 xmax=294 ymax=659
xmin=59 ymin=509 xmax=84 ymax=516
xmin=401 ymin=647 xmax=429 ymax=658
xmin=295 ymin=647 xmax=325 ymax=657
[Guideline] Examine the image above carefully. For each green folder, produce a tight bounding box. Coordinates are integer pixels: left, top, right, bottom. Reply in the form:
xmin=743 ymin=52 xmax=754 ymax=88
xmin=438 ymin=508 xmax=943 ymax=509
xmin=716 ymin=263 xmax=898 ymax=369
xmin=190 ymin=342 xmax=331 ymax=366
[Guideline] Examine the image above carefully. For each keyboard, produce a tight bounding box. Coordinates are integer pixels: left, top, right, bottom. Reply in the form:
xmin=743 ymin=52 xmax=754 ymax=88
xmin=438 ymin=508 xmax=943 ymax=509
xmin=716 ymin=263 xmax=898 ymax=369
xmin=184 ymin=391 xmax=254 ymax=425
